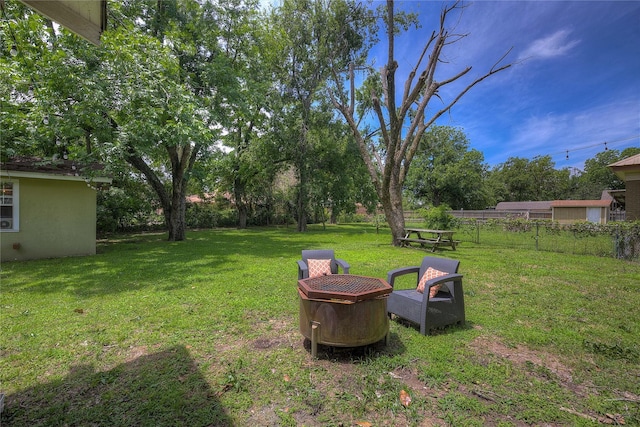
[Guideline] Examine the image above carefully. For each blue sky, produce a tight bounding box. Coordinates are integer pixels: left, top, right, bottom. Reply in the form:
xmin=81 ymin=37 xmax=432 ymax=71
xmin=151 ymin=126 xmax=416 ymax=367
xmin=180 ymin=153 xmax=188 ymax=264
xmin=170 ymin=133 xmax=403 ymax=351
xmin=367 ymin=1 xmax=640 ymax=170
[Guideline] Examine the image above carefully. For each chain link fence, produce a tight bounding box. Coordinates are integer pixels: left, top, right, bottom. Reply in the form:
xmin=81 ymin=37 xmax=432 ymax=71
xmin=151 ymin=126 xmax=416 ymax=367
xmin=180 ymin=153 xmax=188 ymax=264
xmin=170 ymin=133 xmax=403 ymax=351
xmin=453 ymin=219 xmax=640 ymax=261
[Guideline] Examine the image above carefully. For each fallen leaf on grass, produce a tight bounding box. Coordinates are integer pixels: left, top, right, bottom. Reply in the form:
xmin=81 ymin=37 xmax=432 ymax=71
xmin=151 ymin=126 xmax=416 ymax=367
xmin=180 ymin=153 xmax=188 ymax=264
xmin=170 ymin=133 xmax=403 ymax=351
xmin=400 ymin=389 xmax=411 ymax=407
xmin=283 ymin=374 xmax=290 ymax=382
xmin=355 ymin=421 xmax=372 ymax=426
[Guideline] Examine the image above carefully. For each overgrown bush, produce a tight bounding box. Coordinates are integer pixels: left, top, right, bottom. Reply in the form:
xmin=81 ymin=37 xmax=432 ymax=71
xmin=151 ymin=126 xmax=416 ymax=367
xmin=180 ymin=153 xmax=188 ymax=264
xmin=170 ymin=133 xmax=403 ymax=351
xmin=97 ymin=186 xmax=160 ymax=233
xmin=337 ymin=213 xmax=369 ymax=223
xmin=185 ymin=202 xmax=236 ymax=228
xmin=420 ymin=204 xmax=458 ymax=229
xmin=611 ymin=221 xmax=640 ymax=260
xmin=474 ymin=218 xmax=640 ymax=261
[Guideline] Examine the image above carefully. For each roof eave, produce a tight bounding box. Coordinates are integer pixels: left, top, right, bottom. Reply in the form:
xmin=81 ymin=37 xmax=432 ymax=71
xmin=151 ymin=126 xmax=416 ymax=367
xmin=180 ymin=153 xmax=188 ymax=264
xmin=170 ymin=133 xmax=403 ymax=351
xmin=1 ymin=169 xmax=112 ymax=184
xmin=19 ymin=0 xmax=107 ymax=46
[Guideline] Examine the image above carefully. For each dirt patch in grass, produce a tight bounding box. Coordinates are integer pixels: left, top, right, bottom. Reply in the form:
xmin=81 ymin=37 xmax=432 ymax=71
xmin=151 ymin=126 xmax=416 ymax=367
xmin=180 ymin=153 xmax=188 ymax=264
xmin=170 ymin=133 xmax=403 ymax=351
xmin=249 ymin=317 xmax=296 ymax=350
xmin=125 ymin=345 xmax=150 ymax=362
xmin=469 ymin=335 xmax=590 ymax=397
xmin=470 ymin=336 xmax=573 ymax=379
xmin=244 ymin=403 xmax=284 ymax=425
xmin=213 ymin=323 xmax=639 ymax=426
xmin=6 ymin=310 xmax=629 ymax=427
xmin=467 ymin=337 xmax=640 ymax=423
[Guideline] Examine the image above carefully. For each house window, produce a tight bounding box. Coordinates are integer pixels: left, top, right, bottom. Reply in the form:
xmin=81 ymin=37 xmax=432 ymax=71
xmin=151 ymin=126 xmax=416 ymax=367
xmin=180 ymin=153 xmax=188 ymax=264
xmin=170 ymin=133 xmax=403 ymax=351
xmin=1 ymin=181 xmax=19 ymax=231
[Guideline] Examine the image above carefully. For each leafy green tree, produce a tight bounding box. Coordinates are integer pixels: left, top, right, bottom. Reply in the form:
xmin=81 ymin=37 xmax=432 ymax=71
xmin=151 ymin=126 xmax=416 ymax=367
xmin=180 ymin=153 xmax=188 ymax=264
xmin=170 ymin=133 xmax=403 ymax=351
xmin=270 ymin=0 xmax=376 ymax=231
xmin=405 ymin=126 xmax=490 ymax=210
xmin=528 ymin=155 xmax=571 ymax=200
xmin=2 ymin=0 xmax=243 ymax=241
xmin=209 ymin=1 xmax=284 ymax=228
xmin=487 ymin=155 xmax=570 ymax=202
xmin=576 ymin=148 xmax=640 ymax=198
xmin=302 ymin=106 xmax=377 ymax=225
xmin=487 ymin=157 xmax=530 ymax=202
xmin=1 ymin=2 xmax=111 ymax=162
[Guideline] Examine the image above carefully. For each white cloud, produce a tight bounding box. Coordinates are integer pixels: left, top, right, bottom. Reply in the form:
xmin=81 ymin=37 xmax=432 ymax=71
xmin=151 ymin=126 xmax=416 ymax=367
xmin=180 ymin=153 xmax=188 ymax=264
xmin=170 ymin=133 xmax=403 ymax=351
xmin=496 ymin=99 xmax=640 ymax=168
xmin=518 ymin=30 xmax=580 ymax=62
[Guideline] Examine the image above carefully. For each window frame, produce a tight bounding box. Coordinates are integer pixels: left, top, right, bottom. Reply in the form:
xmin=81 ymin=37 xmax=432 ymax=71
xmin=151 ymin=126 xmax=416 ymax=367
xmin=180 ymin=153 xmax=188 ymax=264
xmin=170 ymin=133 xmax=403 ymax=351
xmin=0 ymin=180 xmax=19 ymax=232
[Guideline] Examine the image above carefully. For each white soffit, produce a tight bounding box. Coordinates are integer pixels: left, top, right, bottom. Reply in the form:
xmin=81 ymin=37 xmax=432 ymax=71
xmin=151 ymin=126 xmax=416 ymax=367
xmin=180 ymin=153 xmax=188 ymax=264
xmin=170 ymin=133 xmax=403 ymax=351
xmin=19 ymin=0 xmax=106 ymax=46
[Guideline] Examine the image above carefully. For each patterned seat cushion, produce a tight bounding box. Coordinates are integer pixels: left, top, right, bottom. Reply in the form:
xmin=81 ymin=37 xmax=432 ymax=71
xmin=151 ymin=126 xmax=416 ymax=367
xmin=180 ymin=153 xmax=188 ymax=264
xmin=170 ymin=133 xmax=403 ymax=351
xmin=417 ymin=267 xmax=449 ymax=298
xmin=307 ymin=259 xmax=332 ymax=278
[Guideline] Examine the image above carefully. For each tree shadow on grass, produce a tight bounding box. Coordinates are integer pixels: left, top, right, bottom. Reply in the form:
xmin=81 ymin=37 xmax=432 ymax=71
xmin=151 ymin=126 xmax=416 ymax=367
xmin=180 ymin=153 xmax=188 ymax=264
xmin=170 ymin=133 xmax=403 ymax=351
xmin=3 ymin=225 xmax=393 ymax=297
xmin=390 ymin=317 xmax=473 ymax=336
xmin=6 ymin=228 xmax=335 ymax=296
xmin=1 ymin=345 xmax=232 ymax=427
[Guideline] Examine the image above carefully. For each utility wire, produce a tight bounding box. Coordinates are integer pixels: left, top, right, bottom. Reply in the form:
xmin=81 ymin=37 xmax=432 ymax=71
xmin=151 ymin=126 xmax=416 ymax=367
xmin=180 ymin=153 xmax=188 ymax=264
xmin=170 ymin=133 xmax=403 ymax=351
xmin=549 ymin=135 xmax=639 ymax=160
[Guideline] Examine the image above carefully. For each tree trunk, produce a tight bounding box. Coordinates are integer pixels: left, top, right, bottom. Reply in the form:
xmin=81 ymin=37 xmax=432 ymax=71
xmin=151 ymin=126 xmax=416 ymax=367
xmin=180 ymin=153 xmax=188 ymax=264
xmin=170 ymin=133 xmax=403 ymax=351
xmin=167 ymin=177 xmax=187 ymax=241
xmin=234 ymin=177 xmax=248 ymax=229
xmin=232 ymin=126 xmax=252 ymax=229
xmin=165 ymin=145 xmax=197 ymax=241
xmin=237 ymin=204 xmax=248 ymax=229
xmin=329 ymin=1 xmax=512 ymax=247
xmin=384 ymin=172 xmax=406 ymax=245
xmin=125 ymin=146 xmax=174 ymax=235
xmin=296 ymin=119 xmax=309 ymax=232
xmin=330 ymin=206 xmax=338 ymax=224
xmin=296 ymin=183 xmax=308 ymax=232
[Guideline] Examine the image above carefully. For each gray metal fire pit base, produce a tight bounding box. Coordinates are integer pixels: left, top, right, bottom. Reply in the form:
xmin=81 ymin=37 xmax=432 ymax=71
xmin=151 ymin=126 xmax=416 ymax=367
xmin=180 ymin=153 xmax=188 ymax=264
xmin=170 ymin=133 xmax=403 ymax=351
xmin=299 ymin=293 xmax=389 ymax=358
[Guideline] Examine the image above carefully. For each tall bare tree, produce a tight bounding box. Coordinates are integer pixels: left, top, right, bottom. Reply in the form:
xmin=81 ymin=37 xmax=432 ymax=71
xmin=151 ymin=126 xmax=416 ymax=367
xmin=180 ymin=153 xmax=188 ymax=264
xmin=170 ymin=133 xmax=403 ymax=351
xmin=329 ymin=0 xmax=512 ymax=244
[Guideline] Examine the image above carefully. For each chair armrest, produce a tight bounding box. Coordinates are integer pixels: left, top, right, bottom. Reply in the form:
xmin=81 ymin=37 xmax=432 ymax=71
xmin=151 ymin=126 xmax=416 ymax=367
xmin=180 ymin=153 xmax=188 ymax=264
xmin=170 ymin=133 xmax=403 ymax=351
xmin=386 ymin=266 xmax=420 ymax=288
xmin=297 ymin=260 xmax=308 ymax=280
xmin=425 ymin=273 xmax=463 ymax=289
xmin=424 ymin=273 xmax=464 ymax=299
xmin=335 ymin=258 xmax=350 ymax=274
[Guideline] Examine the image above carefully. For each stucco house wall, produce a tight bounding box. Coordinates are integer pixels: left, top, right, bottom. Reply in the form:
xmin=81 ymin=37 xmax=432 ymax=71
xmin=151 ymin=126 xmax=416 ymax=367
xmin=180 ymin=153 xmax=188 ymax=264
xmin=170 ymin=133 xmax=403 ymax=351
xmin=609 ymin=154 xmax=640 ymax=222
xmin=1 ymin=160 xmax=110 ymax=262
xmin=627 ymin=180 xmax=640 ymax=221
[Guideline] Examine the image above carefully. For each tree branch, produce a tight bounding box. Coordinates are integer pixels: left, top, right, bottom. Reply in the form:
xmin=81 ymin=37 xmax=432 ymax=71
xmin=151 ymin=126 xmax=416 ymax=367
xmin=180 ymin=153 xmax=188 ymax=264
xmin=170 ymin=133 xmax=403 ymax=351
xmin=401 ymin=31 xmax=436 ymax=107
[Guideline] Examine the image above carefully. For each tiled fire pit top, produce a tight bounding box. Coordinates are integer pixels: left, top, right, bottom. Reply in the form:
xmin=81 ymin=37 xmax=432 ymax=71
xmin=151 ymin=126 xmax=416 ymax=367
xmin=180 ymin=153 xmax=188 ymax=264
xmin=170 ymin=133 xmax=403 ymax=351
xmin=298 ymin=274 xmax=392 ymax=302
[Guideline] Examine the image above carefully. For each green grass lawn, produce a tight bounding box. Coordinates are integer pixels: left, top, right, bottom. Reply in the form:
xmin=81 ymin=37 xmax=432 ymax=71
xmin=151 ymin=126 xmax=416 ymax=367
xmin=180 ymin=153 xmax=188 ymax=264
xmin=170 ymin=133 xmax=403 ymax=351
xmin=1 ymin=224 xmax=639 ymax=426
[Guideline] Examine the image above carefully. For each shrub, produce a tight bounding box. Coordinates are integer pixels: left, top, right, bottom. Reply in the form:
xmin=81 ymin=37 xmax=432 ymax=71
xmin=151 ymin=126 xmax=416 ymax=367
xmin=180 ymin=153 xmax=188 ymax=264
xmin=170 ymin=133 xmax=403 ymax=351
xmin=97 ymin=186 xmax=158 ymax=233
xmin=186 ymin=202 xmax=237 ymax=228
xmin=420 ymin=204 xmax=458 ymax=229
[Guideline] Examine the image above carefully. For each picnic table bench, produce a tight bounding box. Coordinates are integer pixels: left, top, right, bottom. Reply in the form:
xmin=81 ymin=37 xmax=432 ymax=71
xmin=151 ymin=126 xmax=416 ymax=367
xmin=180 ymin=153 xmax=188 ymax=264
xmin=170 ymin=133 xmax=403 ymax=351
xmin=398 ymin=228 xmax=460 ymax=252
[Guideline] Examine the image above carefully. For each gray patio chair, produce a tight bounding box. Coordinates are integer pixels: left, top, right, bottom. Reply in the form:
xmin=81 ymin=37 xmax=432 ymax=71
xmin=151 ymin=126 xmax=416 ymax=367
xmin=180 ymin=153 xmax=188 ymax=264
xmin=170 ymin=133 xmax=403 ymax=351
xmin=297 ymin=249 xmax=350 ymax=280
xmin=386 ymin=256 xmax=464 ymax=335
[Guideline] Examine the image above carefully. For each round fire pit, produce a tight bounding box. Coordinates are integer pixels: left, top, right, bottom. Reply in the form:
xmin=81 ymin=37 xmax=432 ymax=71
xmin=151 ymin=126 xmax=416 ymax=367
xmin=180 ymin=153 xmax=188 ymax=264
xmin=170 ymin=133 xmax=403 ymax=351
xmin=297 ymin=275 xmax=392 ymax=357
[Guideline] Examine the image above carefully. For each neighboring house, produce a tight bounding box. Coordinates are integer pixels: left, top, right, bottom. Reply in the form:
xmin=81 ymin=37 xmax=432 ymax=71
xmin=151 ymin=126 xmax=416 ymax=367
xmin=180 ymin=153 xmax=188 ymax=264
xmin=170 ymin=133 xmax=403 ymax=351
xmin=185 ymin=193 xmax=231 ymax=204
xmin=551 ymin=200 xmax=611 ymax=224
xmin=494 ymin=201 xmax=553 ymax=219
xmin=456 ymin=198 xmax=618 ymax=223
xmin=601 ymin=189 xmax=626 ymax=221
xmin=609 ymin=153 xmax=640 ymax=221
xmin=1 ymin=158 xmax=111 ymax=262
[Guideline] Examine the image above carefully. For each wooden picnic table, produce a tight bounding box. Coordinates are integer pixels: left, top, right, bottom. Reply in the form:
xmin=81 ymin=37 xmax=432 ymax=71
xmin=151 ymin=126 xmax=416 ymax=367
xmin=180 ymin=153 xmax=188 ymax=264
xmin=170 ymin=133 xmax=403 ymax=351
xmin=398 ymin=228 xmax=459 ymax=252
